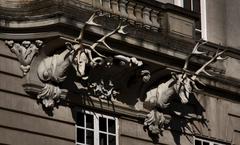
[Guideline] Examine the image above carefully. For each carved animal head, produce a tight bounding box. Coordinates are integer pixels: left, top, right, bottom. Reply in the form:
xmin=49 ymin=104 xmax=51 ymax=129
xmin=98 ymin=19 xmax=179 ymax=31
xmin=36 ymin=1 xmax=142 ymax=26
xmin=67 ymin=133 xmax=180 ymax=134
xmin=145 ymin=41 xmax=226 ymax=109
xmin=171 ymin=41 xmax=226 ymax=104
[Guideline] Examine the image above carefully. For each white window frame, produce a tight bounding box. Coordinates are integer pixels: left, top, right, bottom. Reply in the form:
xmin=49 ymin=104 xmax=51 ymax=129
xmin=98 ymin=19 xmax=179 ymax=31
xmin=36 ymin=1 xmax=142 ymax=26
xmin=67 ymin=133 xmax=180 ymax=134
xmin=75 ymin=110 xmax=119 ymax=145
xmin=200 ymin=0 xmax=207 ymax=40
xmin=174 ymin=0 xmax=194 ymax=11
xmin=194 ymin=136 xmax=227 ymax=145
xmin=174 ymin=0 xmax=206 ymax=40
xmin=174 ymin=0 xmax=184 ymax=7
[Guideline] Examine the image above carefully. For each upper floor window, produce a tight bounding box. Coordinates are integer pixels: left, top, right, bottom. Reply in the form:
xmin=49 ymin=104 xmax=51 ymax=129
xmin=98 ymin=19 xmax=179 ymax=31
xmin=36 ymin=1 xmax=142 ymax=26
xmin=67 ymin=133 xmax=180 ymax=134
xmin=174 ymin=0 xmax=202 ymax=39
xmin=76 ymin=111 xmax=118 ymax=145
xmin=194 ymin=137 xmax=228 ymax=145
xmin=174 ymin=0 xmax=200 ymax=13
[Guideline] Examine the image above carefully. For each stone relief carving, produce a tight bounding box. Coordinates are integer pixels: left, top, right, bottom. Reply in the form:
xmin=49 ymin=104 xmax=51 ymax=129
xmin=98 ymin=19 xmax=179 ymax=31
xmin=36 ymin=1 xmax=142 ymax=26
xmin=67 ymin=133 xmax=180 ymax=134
xmin=4 ymin=9 xmax=228 ymax=144
xmin=35 ymin=11 xmax=147 ymax=109
xmin=144 ymin=41 xmax=227 ymax=135
xmin=37 ymin=48 xmax=74 ymax=83
xmin=37 ymin=84 xmax=68 ymax=108
xmin=144 ymin=109 xmax=170 ymax=134
xmin=5 ymin=40 xmax=43 ymax=76
xmin=89 ymin=80 xmax=119 ymax=101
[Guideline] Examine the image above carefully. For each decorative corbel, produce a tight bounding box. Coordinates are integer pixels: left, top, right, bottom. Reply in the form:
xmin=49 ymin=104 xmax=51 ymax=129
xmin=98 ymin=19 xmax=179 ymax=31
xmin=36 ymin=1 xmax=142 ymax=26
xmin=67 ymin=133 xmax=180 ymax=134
xmin=5 ymin=40 xmax=43 ymax=76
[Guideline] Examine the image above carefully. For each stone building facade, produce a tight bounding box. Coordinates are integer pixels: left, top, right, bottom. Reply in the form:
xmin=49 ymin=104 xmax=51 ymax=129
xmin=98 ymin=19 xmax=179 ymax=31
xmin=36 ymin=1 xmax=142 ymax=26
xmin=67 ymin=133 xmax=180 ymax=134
xmin=0 ymin=0 xmax=240 ymax=145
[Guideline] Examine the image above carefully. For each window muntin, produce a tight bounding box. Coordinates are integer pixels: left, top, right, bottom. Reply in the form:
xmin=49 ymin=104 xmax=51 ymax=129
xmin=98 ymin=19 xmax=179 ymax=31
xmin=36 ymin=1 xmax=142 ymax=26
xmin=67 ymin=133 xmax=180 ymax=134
xmin=194 ymin=137 xmax=227 ymax=145
xmin=76 ymin=111 xmax=118 ymax=145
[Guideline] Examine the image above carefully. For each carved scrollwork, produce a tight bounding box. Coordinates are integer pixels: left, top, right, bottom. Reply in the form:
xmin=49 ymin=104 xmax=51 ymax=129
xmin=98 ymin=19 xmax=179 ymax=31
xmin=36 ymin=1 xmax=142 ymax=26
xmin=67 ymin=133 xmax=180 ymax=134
xmin=5 ymin=40 xmax=43 ymax=76
xmin=37 ymin=84 xmax=67 ymax=108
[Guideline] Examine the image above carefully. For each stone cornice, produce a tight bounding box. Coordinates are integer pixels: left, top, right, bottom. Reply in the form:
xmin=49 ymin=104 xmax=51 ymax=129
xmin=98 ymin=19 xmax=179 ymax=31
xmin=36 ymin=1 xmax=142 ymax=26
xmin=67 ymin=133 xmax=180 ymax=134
xmin=0 ymin=0 xmax=196 ymax=31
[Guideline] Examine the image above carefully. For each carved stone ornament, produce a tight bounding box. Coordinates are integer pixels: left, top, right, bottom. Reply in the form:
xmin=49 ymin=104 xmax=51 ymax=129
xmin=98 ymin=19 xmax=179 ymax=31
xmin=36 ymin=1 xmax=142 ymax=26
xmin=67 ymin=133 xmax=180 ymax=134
xmin=144 ymin=40 xmax=227 ymax=135
xmin=5 ymin=40 xmax=43 ymax=76
xmin=37 ymin=84 xmax=67 ymax=108
xmin=35 ymin=11 xmax=148 ymax=109
xmin=89 ymin=80 xmax=120 ymax=101
xmin=144 ymin=110 xmax=170 ymax=134
xmin=37 ymin=48 xmax=74 ymax=83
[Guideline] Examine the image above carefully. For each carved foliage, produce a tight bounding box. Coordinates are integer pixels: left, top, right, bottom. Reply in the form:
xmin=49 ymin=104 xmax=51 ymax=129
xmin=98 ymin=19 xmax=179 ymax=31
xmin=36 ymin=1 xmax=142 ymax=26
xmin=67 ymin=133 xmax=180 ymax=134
xmin=89 ymin=80 xmax=119 ymax=101
xmin=5 ymin=40 xmax=43 ymax=76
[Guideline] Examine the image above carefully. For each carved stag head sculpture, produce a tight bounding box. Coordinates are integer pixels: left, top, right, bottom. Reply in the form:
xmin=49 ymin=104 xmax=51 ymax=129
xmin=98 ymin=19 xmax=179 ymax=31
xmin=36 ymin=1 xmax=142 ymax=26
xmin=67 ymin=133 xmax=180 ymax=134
xmin=61 ymin=11 xmax=128 ymax=78
xmin=145 ymin=41 xmax=226 ymax=109
xmin=144 ymin=41 xmax=227 ymax=134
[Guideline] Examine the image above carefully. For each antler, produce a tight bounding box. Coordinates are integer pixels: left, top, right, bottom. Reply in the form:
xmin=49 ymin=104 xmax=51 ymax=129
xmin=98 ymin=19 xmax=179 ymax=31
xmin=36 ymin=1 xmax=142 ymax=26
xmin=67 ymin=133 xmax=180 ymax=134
xmin=191 ymin=49 xmax=226 ymax=80
xmin=176 ymin=41 xmax=207 ymax=92
xmin=76 ymin=12 xmax=101 ymax=43
xmin=183 ymin=40 xmax=207 ymax=71
xmin=85 ymin=21 xmax=128 ymax=57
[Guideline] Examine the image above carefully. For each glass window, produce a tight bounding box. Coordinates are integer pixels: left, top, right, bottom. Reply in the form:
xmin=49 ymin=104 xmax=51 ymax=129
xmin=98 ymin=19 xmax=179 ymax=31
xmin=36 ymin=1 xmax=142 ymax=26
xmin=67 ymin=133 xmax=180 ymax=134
xmin=194 ymin=137 xmax=228 ymax=145
xmin=76 ymin=111 xmax=118 ymax=145
xmin=174 ymin=0 xmax=200 ymax=13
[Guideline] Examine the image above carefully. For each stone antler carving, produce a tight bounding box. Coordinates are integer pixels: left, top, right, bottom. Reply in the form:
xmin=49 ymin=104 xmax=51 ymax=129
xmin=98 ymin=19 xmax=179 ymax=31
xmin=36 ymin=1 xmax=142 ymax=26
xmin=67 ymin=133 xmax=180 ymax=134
xmin=144 ymin=40 xmax=227 ymax=134
xmin=5 ymin=40 xmax=43 ymax=76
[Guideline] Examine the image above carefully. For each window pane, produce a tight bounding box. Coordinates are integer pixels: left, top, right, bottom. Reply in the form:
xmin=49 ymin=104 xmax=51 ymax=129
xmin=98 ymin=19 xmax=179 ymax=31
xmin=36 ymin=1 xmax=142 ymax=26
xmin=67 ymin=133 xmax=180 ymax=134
xmin=203 ymin=141 xmax=209 ymax=145
xmin=99 ymin=117 xmax=107 ymax=132
xmin=195 ymin=139 xmax=201 ymax=145
xmin=99 ymin=133 xmax=107 ymax=145
xmin=193 ymin=0 xmax=200 ymax=13
xmin=109 ymin=135 xmax=116 ymax=145
xmin=77 ymin=112 xmax=85 ymax=127
xmin=77 ymin=128 xmax=85 ymax=143
xmin=86 ymin=114 xmax=94 ymax=129
xmin=108 ymin=119 xmax=116 ymax=134
xmin=86 ymin=130 xmax=94 ymax=145
xmin=184 ymin=0 xmax=191 ymax=10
